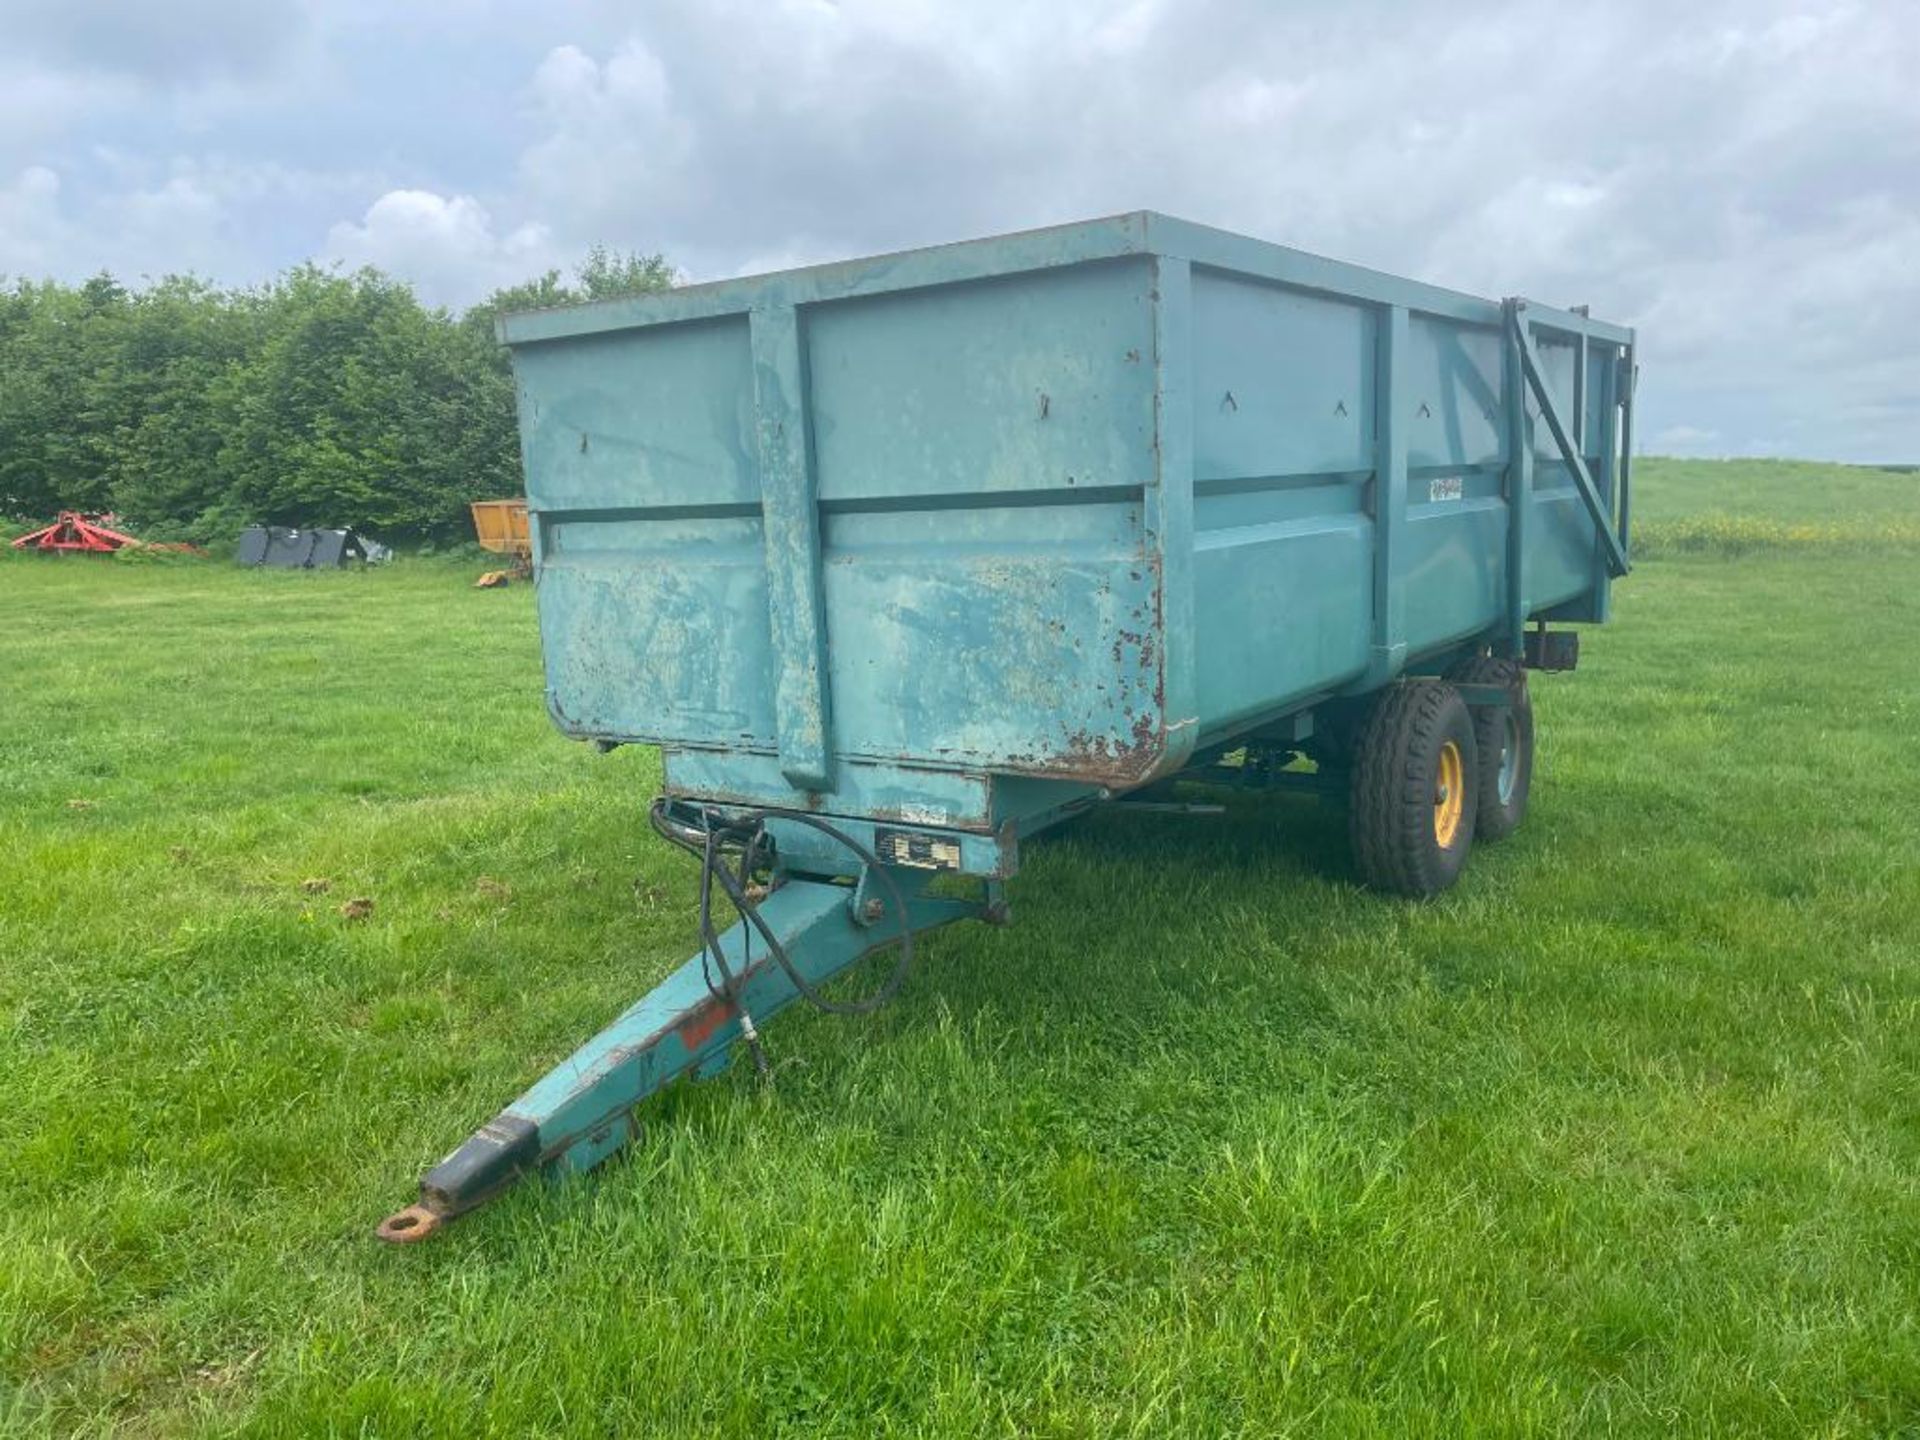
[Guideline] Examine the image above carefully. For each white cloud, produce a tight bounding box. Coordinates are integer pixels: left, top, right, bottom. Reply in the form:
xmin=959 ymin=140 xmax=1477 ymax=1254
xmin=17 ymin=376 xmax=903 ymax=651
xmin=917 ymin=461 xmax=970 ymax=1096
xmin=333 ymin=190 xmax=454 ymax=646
xmin=516 ymin=39 xmax=697 ymax=245
xmin=2 ymin=0 xmax=1917 ymax=458
xmin=506 ymin=0 xmax=1916 ymax=461
xmin=0 ymin=155 xmax=377 ymax=286
xmin=323 ymin=190 xmax=555 ymax=307
xmin=0 ymin=168 xmax=67 ymax=277
xmin=0 ymin=69 xmax=129 ymax=172
xmin=6 ymin=0 xmax=307 ymax=84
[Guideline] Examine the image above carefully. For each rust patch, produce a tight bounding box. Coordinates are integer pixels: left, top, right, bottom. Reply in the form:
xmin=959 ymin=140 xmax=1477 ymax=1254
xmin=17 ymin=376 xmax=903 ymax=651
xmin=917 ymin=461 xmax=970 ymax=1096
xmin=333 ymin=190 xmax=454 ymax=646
xmin=1131 ymin=708 xmax=1158 ymax=753
xmin=675 ymin=996 xmax=736 ymax=1052
xmin=375 ymin=1203 xmax=444 ymax=1245
xmin=1044 ymin=709 xmax=1163 ymax=784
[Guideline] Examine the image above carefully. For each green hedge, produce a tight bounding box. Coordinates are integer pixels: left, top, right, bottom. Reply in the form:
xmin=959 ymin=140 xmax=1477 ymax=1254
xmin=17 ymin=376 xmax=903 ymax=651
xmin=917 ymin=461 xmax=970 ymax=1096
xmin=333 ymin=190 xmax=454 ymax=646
xmin=0 ymin=248 xmax=670 ymax=545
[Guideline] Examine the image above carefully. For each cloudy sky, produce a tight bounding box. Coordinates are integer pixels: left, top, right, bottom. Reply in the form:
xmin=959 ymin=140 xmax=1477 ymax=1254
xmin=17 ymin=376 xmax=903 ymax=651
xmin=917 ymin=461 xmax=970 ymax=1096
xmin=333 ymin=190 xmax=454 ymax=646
xmin=3 ymin=0 xmax=1916 ymax=460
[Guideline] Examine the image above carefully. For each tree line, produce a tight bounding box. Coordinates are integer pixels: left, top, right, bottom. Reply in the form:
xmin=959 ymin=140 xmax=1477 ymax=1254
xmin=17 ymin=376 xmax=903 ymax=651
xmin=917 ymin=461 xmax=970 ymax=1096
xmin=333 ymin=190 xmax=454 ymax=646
xmin=0 ymin=248 xmax=673 ymax=544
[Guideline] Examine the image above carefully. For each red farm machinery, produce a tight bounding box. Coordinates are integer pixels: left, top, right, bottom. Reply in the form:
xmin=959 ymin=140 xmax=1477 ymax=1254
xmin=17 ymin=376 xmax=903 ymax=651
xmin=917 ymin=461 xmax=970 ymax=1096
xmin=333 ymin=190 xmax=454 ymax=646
xmin=11 ymin=512 xmax=143 ymax=555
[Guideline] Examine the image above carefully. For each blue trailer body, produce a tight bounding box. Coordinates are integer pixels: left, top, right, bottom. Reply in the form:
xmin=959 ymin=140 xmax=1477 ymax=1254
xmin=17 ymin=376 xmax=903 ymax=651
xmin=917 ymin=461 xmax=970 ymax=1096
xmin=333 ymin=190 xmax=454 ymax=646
xmin=501 ymin=212 xmax=1632 ymax=871
xmin=374 ymin=215 xmax=1634 ymax=1241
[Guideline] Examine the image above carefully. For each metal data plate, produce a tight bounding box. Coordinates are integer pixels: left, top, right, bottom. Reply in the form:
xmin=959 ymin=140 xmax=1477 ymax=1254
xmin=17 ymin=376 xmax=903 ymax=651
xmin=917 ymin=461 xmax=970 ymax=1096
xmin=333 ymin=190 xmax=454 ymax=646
xmin=873 ymin=827 xmax=963 ymax=871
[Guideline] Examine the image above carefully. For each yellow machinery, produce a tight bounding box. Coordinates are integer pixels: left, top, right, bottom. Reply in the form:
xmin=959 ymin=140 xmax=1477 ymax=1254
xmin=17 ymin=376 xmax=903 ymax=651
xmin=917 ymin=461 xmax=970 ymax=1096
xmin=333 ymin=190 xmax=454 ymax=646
xmin=469 ymin=499 xmax=531 ymax=587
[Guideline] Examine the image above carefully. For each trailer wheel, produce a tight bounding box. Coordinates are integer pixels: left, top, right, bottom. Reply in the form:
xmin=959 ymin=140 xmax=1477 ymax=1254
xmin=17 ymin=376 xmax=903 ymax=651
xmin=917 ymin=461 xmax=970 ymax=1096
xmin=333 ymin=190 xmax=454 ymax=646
xmin=1349 ymin=680 xmax=1479 ymax=897
xmin=1451 ymin=656 xmax=1533 ymax=842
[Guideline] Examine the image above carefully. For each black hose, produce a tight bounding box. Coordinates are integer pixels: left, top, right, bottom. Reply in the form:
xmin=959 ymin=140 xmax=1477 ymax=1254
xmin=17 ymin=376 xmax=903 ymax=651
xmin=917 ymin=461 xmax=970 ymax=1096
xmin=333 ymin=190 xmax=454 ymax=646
xmin=648 ymin=798 xmax=920 ymax=1020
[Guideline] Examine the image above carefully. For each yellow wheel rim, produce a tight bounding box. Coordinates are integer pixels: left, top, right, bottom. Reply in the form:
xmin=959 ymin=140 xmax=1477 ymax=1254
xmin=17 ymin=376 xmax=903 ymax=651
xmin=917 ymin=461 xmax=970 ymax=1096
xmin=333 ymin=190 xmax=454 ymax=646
xmin=1433 ymin=739 xmax=1464 ymax=849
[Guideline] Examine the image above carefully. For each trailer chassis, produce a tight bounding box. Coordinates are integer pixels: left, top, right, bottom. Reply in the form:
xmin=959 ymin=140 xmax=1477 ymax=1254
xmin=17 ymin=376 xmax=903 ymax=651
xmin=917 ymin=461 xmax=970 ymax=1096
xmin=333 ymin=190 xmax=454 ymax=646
xmin=377 ymin=642 xmax=1565 ymax=1243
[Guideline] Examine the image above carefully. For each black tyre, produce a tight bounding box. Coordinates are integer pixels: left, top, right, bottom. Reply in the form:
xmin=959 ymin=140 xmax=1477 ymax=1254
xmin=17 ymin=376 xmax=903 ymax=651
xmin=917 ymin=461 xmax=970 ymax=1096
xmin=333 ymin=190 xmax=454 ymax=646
xmin=1349 ymin=680 xmax=1479 ymax=897
xmin=1450 ymin=655 xmax=1533 ymax=842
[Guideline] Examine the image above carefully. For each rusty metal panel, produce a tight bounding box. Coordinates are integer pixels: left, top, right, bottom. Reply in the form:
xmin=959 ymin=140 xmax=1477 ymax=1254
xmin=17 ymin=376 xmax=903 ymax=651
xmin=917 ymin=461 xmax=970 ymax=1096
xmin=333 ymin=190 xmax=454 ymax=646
xmin=517 ymin=247 xmax=1171 ymax=797
xmin=501 ymin=212 xmax=1634 ymax=825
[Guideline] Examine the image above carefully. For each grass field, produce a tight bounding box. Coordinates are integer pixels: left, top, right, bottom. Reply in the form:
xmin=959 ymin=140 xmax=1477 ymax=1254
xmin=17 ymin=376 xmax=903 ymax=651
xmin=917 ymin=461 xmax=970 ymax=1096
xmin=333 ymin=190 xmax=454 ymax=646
xmin=3 ymin=459 xmax=1919 ymax=1436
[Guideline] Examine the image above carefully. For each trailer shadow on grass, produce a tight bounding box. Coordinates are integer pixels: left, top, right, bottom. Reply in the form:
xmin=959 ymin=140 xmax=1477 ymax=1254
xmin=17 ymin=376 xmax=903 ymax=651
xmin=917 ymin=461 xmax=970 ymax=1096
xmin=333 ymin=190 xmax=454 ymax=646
xmin=1050 ymin=784 xmax=1356 ymax=882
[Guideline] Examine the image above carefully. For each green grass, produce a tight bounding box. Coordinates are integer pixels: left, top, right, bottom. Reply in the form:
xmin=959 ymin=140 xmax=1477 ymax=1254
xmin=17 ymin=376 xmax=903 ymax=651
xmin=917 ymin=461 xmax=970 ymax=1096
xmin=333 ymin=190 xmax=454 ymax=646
xmin=3 ymin=463 xmax=1919 ymax=1436
xmin=1631 ymin=459 xmax=1920 ymax=557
